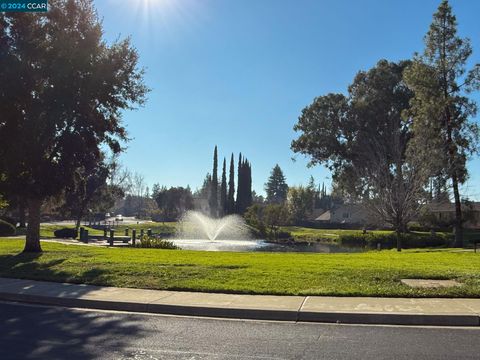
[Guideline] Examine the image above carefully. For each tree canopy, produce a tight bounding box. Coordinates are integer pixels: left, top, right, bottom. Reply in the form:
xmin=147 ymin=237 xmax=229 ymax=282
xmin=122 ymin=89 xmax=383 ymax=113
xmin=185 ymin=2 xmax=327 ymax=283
xmin=0 ymin=0 xmax=148 ymax=251
xmin=292 ymin=60 xmax=427 ymax=240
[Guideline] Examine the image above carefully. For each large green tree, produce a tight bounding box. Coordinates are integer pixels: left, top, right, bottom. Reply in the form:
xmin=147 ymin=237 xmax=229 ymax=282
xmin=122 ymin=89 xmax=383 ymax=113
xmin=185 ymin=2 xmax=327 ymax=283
xmin=0 ymin=0 xmax=148 ymax=252
xmin=404 ymin=0 xmax=480 ymax=247
xmin=292 ymin=60 xmax=427 ymax=246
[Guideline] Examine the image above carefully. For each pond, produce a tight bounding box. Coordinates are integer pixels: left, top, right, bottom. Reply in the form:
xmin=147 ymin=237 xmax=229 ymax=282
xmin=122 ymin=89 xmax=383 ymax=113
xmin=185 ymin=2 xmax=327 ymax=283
xmin=170 ymin=239 xmax=363 ymax=253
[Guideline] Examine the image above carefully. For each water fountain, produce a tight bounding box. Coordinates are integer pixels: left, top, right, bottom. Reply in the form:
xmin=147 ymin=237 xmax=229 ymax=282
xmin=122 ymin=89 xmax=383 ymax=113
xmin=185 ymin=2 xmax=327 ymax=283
xmin=172 ymin=211 xmax=266 ymax=251
xmin=171 ymin=210 xmax=363 ymax=253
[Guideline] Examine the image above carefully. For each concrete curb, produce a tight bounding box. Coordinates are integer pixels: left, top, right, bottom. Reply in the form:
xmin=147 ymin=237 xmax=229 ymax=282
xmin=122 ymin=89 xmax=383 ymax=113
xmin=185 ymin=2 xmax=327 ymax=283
xmin=298 ymin=311 xmax=480 ymax=326
xmin=0 ymin=291 xmax=300 ymax=322
xmin=0 ymin=278 xmax=479 ymax=326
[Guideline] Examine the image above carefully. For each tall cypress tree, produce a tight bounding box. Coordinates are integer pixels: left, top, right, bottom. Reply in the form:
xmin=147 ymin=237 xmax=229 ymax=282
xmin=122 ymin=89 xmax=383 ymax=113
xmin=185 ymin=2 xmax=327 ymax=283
xmin=227 ymin=154 xmax=235 ymax=214
xmin=245 ymin=159 xmax=252 ymax=210
xmin=235 ymin=156 xmax=253 ymax=214
xmin=208 ymin=146 xmax=218 ymax=217
xmin=220 ymin=158 xmax=227 ymax=216
xmin=236 ymin=153 xmax=243 ymax=213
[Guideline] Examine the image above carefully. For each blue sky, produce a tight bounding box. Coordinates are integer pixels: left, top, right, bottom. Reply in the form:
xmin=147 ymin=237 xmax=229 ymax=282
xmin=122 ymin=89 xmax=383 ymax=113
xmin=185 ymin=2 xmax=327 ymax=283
xmin=96 ymin=0 xmax=480 ymax=199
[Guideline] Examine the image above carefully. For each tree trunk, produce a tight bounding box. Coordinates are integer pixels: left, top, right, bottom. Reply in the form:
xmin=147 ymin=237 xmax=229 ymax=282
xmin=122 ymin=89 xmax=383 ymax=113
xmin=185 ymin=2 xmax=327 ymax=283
xmin=396 ymin=228 xmax=404 ymax=252
xmin=18 ymin=200 xmax=26 ymax=228
xmin=444 ymin=104 xmax=463 ymax=248
xmin=452 ymin=175 xmax=463 ymax=248
xmin=75 ymin=200 xmax=88 ymax=233
xmin=75 ymin=206 xmax=84 ymax=233
xmin=24 ymin=198 xmax=43 ymax=253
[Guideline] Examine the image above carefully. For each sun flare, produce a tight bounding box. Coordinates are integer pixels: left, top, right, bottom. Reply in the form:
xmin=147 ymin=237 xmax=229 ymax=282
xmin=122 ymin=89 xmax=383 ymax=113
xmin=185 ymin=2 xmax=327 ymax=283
xmin=127 ymin=0 xmax=180 ymax=23
xmin=111 ymin=0 xmax=202 ymax=36
xmin=137 ymin=0 xmax=164 ymax=6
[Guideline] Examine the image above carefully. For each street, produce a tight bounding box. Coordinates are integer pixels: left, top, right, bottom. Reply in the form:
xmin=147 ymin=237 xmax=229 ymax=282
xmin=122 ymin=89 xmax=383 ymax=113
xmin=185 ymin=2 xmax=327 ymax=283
xmin=0 ymin=302 xmax=479 ymax=359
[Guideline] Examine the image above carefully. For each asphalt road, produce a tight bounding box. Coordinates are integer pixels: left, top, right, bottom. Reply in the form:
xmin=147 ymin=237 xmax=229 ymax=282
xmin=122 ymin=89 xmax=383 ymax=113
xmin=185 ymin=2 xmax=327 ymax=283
xmin=1 ymin=302 xmax=480 ymax=360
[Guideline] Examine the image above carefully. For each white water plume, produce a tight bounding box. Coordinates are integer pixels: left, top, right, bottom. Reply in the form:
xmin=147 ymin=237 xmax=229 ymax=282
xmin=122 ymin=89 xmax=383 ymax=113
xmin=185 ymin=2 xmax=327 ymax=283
xmin=175 ymin=211 xmax=251 ymax=241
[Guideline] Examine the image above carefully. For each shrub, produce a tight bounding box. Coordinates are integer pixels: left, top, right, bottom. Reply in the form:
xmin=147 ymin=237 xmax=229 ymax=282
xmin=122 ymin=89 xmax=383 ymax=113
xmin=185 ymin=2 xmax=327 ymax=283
xmin=0 ymin=219 xmax=16 ymax=236
xmin=134 ymin=236 xmax=178 ymax=249
xmin=401 ymin=233 xmax=452 ymax=248
xmin=338 ymin=234 xmax=368 ymax=247
xmin=54 ymin=228 xmax=78 ymax=239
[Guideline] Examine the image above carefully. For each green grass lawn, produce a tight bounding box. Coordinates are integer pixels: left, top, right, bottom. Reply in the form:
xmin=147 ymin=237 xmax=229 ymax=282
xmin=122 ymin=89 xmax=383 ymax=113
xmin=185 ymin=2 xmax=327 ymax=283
xmin=0 ymin=238 xmax=479 ymax=297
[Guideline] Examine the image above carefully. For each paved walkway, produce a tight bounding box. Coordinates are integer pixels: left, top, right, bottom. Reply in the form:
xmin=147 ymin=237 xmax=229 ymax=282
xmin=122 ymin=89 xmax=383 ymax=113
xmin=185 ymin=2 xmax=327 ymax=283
xmin=0 ymin=277 xmax=479 ymax=326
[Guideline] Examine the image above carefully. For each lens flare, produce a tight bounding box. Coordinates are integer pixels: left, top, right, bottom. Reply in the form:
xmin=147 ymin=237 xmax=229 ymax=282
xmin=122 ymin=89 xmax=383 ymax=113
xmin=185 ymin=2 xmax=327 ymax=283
xmin=111 ymin=0 xmax=201 ymax=37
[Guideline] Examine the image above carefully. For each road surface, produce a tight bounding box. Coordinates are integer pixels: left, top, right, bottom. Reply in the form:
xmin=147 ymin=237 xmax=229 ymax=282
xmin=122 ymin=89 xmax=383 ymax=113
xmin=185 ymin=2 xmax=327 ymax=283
xmin=1 ymin=301 xmax=479 ymax=359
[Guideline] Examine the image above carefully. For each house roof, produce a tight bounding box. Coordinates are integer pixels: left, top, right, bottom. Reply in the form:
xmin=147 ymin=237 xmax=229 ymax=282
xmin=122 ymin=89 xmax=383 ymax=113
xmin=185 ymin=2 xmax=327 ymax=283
xmin=315 ymin=210 xmax=331 ymax=221
xmin=427 ymin=201 xmax=480 ymax=212
xmin=308 ymin=208 xmax=325 ymax=220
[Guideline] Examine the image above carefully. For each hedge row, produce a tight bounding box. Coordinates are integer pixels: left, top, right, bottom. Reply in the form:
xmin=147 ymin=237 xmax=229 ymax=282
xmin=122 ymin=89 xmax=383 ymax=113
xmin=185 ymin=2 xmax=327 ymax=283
xmin=54 ymin=228 xmax=78 ymax=239
xmin=338 ymin=232 xmax=452 ymax=249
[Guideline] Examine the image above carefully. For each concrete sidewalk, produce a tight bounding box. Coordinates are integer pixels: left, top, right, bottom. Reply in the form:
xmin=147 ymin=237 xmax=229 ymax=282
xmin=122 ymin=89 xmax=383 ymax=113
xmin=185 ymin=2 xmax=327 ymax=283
xmin=0 ymin=277 xmax=479 ymax=326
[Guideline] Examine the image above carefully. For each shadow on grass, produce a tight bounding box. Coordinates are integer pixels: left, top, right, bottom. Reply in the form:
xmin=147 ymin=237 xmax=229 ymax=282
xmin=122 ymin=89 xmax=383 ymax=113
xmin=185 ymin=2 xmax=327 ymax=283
xmin=0 ymin=301 xmax=148 ymax=359
xmin=0 ymin=253 xmax=70 ymax=282
xmin=0 ymin=253 xmax=112 ymax=287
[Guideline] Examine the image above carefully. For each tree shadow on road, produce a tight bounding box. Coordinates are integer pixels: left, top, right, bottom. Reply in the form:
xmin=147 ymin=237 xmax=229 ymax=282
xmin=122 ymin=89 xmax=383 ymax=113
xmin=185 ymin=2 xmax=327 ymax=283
xmin=0 ymin=301 xmax=149 ymax=360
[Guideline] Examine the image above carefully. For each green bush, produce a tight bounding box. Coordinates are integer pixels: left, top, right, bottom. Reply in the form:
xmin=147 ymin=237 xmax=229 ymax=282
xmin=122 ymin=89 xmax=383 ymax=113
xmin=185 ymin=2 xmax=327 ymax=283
xmin=338 ymin=234 xmax=368 ymax=247
xmin=134 ymin=236 xmax=179 ymax=249
xmin=338 ymin=232 xmax=452 ymax=249
xmin=54 ymin=228 xmax=78 ymax=239
xmin=0 ymin=219 xmax=16 ymax=236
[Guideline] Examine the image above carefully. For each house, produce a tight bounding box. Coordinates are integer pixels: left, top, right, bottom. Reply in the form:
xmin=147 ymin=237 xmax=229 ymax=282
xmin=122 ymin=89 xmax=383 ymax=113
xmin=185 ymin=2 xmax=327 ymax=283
xmin=330 ymin=204 xmax=376 ymax=225
xmin=312 ymin=204 xmax=377 ymax=226
xmin=426 ymin=201 xmax=480 ymax=229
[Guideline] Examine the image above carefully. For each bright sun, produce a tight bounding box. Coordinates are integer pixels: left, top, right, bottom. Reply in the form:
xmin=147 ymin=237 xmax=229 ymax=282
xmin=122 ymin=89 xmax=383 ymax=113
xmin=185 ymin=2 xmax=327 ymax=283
xmin=134 ymin=0 xmax=167 ymax=8
xmin=114 ymin=0 xmax=199 ymax=33
xmin=129 ymin=0 xmax=175 ymax=16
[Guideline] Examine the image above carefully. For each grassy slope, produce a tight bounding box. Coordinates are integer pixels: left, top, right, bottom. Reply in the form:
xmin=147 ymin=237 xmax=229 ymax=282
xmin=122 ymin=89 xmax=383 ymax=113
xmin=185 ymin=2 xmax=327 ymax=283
xmin=0 ymin=239 xmax=479 ymax=297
